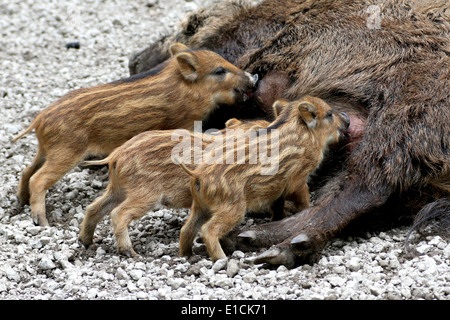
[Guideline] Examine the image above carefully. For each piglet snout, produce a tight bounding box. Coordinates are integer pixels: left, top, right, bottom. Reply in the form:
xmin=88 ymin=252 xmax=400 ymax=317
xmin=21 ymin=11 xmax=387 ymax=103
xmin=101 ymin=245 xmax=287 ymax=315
xmin=340 ymin=112 xmax=350 ymax=129
xmin=245 ymin=72 xmax=258 ymax=88
xmin=251 ymin=73 xmax=259 ymax=85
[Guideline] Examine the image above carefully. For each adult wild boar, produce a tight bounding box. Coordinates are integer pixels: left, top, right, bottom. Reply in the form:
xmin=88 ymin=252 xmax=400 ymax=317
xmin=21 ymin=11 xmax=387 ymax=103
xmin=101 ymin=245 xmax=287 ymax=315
xmin=130 ymin=0 xmax=449 ymax=267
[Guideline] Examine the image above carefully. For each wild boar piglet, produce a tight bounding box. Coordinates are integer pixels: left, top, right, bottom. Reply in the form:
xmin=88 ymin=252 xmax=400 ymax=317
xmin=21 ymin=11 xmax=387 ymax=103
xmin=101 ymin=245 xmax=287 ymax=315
xmin=179 ymin=96 xmax=350 ymax=261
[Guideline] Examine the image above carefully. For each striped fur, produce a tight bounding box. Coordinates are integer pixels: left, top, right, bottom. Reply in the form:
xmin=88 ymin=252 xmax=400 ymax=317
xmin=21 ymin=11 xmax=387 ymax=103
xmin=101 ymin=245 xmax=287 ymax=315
xmin=179 ymin=96 xmax=350 ymax=261
xmin=78 ymin=119 xmax=269 ymax=257
xmin=13 ymin=42 xmax=257 ymax=226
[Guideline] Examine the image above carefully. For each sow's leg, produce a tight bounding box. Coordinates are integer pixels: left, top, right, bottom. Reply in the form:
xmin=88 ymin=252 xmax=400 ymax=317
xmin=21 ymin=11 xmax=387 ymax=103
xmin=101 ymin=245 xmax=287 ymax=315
xmin=237 ymin=172 xmax=393 ymax=268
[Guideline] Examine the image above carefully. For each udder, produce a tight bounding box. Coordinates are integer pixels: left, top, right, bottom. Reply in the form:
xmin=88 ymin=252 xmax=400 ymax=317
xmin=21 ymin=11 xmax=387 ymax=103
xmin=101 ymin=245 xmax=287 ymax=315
xmin=254 ymin=71 xmax=366 ymax=151
xmin=345 ymin=113 xmax=365 ymax=151
xmin=254 ymin=71 xmax=292 ymax=117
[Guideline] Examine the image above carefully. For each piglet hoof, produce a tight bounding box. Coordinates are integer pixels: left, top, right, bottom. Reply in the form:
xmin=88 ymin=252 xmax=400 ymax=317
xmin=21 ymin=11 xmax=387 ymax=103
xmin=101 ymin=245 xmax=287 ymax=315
xmin=32 ymin=215 xmax=49 ymax=227
xmin=78 ymin=237 xmax=92 ymax=249
xmin=252 ymin=246 xmax=296 ymax=269
xmin=120 ymin=249 xmax=138 ymax=258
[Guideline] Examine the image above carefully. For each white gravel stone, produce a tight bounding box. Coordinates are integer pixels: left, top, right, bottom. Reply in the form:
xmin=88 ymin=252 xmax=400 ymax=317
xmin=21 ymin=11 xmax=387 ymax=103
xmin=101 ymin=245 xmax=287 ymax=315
xmin=38 ymin=256 xmax=56 ymax=270
xmin=26 ymin=226 xmax=42 ymax=236
xmin=5 ymin=266 xmax=20 ymax=282
xmin=226 ymin=259 xmax=240 ymax=278
xmin=87 ymin=288 xmax=98 ymax=299
xmin=212 ymin=274 xmax=234 ymax=289
xmin=129 ymin=269 xmax=144 ymax=281
xmin=443 ymin=244 xmax=450 ymax=258
xmin=243 ymin=271 xmax=257 ymax=283
xmin=136 ymin=291 xmax=148 ymax=299
xmin=212 ymin=258 xmax=227 ymax=272
xmin=347 ymin=257 xmax=361 ymax=271
xmin=168 ymin=278 xmax=185 ymax=290
xmin=327 ymin=276 xmax=346 ymax=287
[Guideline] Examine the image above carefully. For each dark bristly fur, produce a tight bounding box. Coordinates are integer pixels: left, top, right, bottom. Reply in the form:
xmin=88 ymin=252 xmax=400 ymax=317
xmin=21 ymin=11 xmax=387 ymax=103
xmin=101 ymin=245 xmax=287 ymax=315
xmin=131 ymin=0 xmax=450 ymax=267
xmin=405 ymin=198 xmax=450 ymax=253
xmin=13 ymin=42 xmax=257 ymax=227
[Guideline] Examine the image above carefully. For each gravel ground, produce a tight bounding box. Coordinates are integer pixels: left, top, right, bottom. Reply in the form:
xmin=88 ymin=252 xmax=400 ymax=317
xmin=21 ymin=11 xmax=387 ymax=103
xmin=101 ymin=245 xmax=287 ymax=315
xmin=1 ymin=0 xmax=449 ymax=301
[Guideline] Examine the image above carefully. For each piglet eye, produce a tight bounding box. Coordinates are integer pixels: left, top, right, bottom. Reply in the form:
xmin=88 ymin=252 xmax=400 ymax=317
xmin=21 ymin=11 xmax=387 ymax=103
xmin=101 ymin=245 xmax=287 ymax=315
xmin=213 ymin=67 xmax=228 ymax=75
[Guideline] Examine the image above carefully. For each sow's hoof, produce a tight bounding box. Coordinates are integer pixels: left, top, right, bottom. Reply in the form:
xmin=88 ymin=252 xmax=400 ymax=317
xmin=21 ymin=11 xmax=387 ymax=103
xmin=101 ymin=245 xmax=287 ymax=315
xmin=247 ymin=232 xmax=321 ymax=268
xmin=231 ymin=209 xmax=327 ymax=268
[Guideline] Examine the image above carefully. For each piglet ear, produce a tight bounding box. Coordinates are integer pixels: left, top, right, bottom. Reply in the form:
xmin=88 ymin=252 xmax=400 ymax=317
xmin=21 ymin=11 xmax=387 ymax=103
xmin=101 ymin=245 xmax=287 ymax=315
xmin=298 ymin=102 xmax=318 ymax=129
xmin=225 ymin=118 xmax=242 ymax=128
xmin=272 ymin=99 xmax=290 ymax=117
xmin=176 ymin=52 xmax=199 ymax=81
xmin=169 ymin=43 xmax=190 ymax=56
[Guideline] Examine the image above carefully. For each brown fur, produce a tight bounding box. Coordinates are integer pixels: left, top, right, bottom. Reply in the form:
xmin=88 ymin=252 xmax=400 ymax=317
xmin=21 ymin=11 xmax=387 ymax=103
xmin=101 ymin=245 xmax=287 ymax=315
xmin=78 ymin=130 xmax=204 ymax=257
xmin=224 ymin=118 xmax=270 ymax=131
xmin=179 ymin=96 xmax=349 ymax=261
xmin=79 ymin=119 xmax=270 ymax=257
xmin=131 ymin=0 xmax=449 ymax=267
xmin=13 ymin=43 xmax=257 ymax=226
